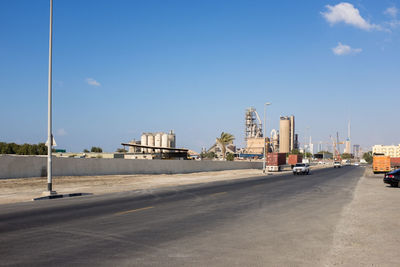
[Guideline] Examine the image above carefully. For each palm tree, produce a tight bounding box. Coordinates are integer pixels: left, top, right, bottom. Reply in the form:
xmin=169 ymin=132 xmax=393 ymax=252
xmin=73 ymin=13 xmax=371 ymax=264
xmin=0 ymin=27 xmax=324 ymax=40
xmin=216 ymin=132 xmax=235 ymax=160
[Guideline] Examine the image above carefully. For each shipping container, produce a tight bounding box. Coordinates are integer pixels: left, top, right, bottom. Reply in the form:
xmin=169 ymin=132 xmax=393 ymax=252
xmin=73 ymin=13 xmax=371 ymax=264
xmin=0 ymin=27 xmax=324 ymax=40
xmin=266 ymin=152 xmax=286 ymax=166
xmin=373 ymin=156 xmax=391 ymax=173
xmin=288 ymin=154 xmax=302 ymax=166
xmin=390 ymin=157 xmax=400 ymax=169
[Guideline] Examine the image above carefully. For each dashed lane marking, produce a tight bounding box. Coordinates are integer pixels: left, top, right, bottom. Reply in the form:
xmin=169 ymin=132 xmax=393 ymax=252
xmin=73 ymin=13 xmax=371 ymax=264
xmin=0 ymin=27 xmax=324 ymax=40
xmin=114 ymin=206 xmax=154 ymax=216
xmin=209 ymin=192 xmax=227 ymax=197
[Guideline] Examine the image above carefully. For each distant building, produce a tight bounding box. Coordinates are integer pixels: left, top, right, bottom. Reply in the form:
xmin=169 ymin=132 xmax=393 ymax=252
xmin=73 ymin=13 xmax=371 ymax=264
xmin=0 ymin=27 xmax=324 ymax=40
xmin=353 ymin=144 xmax=361 ymax=158
xmin=372 ymin=144 xmax=400 ymax=157
xmin=128 ymin=140 xmax=141 ymax=153
xmin=207 ymin=142 xmax=236 ymax=158
xmin=344 ymin=140 xmax=351 ymax=154
xmin=317 ymin=142 xmax=323 ymax=153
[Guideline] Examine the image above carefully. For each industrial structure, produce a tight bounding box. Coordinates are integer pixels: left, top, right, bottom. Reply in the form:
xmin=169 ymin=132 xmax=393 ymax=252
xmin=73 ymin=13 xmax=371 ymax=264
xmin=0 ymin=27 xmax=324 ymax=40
xmin=245 ymin=107 xmax=263 ymax=140
xmin=243 ymin=107 xmax=265 ymax=155
xmin=122 ymin=130 xmax=188 ymax=160
xmin=330 ymin=132 xmax=344 ymax=161
xmin=279 ymin=115 xmax=297 ymax=153
xmin=243 ymin=108 xmax=299 ymax=156
xmin=138 ymin=131 xmax=176 ymax=153
xmin=270 ymin=129 xmax=279 ymax=152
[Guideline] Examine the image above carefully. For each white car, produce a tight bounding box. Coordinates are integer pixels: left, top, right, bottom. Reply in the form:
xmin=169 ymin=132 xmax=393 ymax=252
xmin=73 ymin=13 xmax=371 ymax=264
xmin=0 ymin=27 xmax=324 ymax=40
xmin=334 ymin=161 xmax=341 ymax=168
xmin=293 ymin=163 xmax=310 ymax=175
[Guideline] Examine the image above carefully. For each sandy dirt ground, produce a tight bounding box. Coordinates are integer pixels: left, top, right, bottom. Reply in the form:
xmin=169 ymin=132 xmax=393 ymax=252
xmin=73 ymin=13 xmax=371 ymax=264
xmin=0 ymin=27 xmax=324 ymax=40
xmin=325 ymin=167 xmax=400 ymax=266
xmin=0 ymin=169 xmax=278 ymax=205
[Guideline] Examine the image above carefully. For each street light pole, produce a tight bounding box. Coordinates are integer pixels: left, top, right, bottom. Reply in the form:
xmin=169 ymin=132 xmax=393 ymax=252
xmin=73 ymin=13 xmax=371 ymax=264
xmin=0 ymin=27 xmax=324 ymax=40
xmin=46 ymin=0 xmax=55 ymax=194
xmin=263 ymin=102 xmax=271 ymax=173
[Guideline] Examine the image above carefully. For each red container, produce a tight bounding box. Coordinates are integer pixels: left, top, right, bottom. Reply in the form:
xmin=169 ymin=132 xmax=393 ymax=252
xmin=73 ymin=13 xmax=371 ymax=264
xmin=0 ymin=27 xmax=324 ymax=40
xmin=390 ymin=157 xmax=400 ymax=167
xmin=288 ymin=154 xmax=302 ymax=165
xmin=266 ymin=152 xmax=286 ymax=166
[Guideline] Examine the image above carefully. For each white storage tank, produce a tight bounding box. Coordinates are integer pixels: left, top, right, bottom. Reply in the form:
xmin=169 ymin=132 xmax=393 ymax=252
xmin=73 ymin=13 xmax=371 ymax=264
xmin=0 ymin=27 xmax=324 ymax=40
xmin=155 ymin=133 xmax=162 ymax=153
xmin=147 ymin=134 xmax=155 ymax=153
xmin=155 ymin=133 xmax=162 ymax=147
xmin=161 ymin=133 xmax=168 ymax=148
xmin=141 ymin=134 xmax=148 ymax=153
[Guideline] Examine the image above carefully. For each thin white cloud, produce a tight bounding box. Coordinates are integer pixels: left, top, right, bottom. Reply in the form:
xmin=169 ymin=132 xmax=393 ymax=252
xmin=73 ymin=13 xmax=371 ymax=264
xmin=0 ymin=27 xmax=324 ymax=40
xmin=332 ymin=42 xmax=362 ymax=55
xmin=86 ymin=78 xmax=101 ymax=87
xmin=384 ymin=6 xmax=398 ymax=18
xmin=388 ymin=20 xmax=400 ymax=28
xmin=321 ymin=2 xmax=380 ymax=31
xmin=56 ymin=128 xmax=68 ymax=136
xmin=383 ymin=6 xmax=400 ymax=29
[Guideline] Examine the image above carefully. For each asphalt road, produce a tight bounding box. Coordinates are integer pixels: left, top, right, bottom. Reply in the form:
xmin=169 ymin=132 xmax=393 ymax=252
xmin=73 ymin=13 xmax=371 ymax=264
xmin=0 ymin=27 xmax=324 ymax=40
xmin=0 ymin=166 xmax=364 ymax=266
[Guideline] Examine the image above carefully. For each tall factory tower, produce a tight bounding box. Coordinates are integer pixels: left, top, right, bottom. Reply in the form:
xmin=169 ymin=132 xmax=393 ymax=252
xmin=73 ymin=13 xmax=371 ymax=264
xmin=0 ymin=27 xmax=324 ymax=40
xmin=344 ymin=121 xmax=351 ymax=154
xmin=279 ymin=115 xmax=295 ymax=153
xmin=245 ymin=108 xmax=263 ymax=141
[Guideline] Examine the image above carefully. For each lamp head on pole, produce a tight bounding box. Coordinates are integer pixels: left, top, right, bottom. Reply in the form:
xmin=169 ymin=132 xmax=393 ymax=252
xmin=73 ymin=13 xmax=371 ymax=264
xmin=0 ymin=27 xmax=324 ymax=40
xmin=265 ymin=102 xmax=271 ymax=106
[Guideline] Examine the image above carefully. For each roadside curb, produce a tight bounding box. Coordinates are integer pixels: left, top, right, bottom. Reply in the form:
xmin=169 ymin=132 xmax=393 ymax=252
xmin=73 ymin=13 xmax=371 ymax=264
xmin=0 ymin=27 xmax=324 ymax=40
xmin=33 ymin=192 xmax=92 ymax=201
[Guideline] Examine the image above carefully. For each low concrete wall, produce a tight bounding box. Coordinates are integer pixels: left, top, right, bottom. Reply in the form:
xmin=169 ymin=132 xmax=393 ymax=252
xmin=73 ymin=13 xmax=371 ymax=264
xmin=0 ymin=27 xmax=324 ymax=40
xmin=0 ymin=155 xmax=262 ymax=179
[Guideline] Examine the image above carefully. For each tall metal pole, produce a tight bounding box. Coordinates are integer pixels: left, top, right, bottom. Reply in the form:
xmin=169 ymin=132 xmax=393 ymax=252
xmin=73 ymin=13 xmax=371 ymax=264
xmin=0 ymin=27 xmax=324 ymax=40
xmin=263 ymin=102 xmax=271 ymax=173
xmin=47 ymin=0 xmax=54 ymax=193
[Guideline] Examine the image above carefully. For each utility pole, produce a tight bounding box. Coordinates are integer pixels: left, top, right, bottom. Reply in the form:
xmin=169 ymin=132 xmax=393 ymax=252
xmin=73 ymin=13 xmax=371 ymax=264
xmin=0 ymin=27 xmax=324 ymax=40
xmin=46 ymin=0 xmax=56 ymax=195
xmin=262 ymin=102 xmax=271 ymax=173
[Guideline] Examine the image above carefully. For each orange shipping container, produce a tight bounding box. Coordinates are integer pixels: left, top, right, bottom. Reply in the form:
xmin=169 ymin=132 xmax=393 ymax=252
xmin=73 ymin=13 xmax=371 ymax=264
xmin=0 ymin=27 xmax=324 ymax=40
xmin=373 ymin=156 xmax=391 ymax=173
xmin=288 ymin=154 xmax=302 ymax=165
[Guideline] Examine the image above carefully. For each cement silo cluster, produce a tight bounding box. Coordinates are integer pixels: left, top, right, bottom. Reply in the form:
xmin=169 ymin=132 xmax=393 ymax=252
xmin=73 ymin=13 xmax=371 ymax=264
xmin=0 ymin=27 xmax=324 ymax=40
xmin=140 ymin=130 xmax=176 ymax=153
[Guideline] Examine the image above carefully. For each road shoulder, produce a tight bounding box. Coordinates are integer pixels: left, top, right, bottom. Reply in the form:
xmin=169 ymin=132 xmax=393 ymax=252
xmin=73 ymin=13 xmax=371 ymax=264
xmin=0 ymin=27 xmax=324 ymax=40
xmin=325 ymin=167 xmax=400 ymax=266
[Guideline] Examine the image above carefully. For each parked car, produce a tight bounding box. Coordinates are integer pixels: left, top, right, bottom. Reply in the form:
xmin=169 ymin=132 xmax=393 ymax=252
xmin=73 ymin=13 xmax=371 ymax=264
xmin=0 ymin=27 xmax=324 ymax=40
xmin=293 ymin=163 xmax=310 ymax=175
xmin=383 ymin=169 xmax=400 ymax=187
xmin=334 ymin=161 xmax=341 ymax=168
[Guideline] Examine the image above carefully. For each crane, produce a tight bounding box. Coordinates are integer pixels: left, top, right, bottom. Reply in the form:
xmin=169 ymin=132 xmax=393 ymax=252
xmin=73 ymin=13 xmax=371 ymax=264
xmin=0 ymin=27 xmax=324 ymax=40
xmin=330 ymin=132 xmax=345 ymax=161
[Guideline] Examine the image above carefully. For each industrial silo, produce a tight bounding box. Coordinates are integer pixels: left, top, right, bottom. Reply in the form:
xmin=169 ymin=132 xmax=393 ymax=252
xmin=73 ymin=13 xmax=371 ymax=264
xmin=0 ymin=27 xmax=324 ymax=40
xmin=161 ymin=133 xmax=168 ymax=148
xmin=147 ymin=134 xmax=155 ymax=153
xmin=168 ymin=130 xmax=176 ymax=148
xmin=141 ymin=133 xmax=148 ymax=153
xmin=155 ymin=133 xmax=162 ymax=147
xmin=155 ymin=133 xmax=162 ymax=153
xmin=279 ymin=117 xmax=290 ymax=153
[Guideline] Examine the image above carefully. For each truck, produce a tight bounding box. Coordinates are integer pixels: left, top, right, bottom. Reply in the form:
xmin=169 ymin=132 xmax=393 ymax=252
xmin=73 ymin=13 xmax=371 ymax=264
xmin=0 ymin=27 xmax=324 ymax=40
xmin=266 ymin=152 xmax=286 ymax=172
xmin=390 ymin=157 xmax=400 ymax=170
xmin=373 ymin=156 xmax=391 ymax=174
xmin=288 ymin=154 xmax=302 ymax=168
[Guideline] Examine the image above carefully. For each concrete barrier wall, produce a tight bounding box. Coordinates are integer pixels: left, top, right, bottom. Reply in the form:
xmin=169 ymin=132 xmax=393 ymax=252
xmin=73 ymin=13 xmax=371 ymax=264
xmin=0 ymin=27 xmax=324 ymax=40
xmin=0 ymin=155 xmax=262 ymax=179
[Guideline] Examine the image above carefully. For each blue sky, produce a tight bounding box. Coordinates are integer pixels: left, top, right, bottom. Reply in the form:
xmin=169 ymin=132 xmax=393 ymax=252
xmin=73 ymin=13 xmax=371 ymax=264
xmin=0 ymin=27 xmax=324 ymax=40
xmin=1 ymin=0 xmax=399 ymax=153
